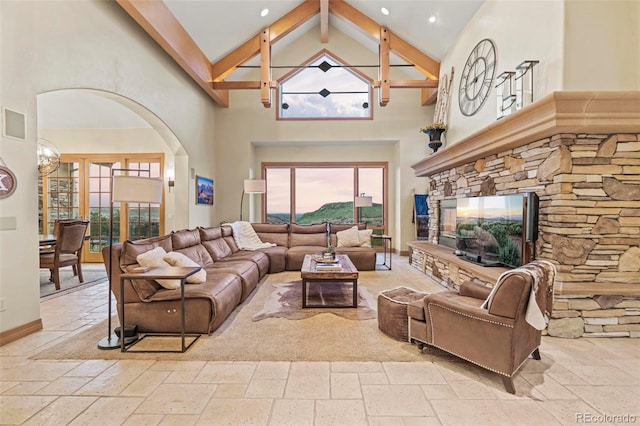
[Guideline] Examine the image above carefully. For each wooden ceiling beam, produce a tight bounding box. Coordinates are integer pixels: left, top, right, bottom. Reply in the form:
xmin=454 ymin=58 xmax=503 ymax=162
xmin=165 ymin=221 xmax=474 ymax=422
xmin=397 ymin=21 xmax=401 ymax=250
xmin=212 ymin=81 xmax=278 ymax=90
xmin=378 ymin=27 xmax=390 ymax=106
xmin=115 ymin=0 xmax=229 ymax=107
xmin=211 ymin=0 xmax=320 ymax=82
xmin=211 ymin=36 xmax=261 ymax=82
xmin=329 ymin=0 xmax=440 ymax=81
xmin=329 ymin=0 xmax=380 ymax=41
xmin=213 ymin=81 xmax=261 ymax=90
xmin=119 ymin=0 xmax=441 ymax=107
xmin=269 ymin=0 xmax=320 ymax=43
xmin=320 ymin=0 xmax=329 ymax=43
xmin=422 ymin=88 xmax=438 ymax=105
xmin=260 ymin=28 xmax=272 ymax=108
xmin=389 ymin=33 xmax=440 ymax=81
xmin=373 ymin=80 xmax=439 ymax=89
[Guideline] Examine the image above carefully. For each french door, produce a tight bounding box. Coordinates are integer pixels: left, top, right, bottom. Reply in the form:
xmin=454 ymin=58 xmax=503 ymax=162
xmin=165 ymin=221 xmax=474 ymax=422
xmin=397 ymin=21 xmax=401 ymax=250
xmin=40 ymin=154 xmax=164 ymax=262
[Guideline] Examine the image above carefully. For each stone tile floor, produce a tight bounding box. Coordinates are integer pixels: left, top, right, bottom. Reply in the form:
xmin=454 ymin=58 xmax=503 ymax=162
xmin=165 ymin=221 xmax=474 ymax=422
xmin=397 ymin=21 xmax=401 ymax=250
xmin=1 ymin=255 xmax=639 ymax=425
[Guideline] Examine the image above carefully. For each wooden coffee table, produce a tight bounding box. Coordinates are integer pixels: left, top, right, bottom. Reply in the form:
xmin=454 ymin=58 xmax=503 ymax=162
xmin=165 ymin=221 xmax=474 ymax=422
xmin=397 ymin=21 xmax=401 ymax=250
xmin=300 ymin=254 xmax=359 ymax=308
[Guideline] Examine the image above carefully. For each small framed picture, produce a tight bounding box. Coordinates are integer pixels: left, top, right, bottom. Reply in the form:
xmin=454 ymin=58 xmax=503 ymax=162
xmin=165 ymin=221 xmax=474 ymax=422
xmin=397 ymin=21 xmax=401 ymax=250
xmin=195 ymin=175 xmax=214 ymax=205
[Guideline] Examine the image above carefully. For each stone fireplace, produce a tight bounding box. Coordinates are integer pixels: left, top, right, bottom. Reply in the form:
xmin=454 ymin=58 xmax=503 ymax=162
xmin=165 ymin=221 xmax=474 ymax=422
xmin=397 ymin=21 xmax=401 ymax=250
xmin=411 ymin=92 xmax=640 ymax=338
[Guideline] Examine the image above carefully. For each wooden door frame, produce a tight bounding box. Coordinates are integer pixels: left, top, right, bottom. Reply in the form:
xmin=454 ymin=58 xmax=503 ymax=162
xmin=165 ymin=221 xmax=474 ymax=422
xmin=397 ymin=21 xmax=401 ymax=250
xmin=51 ymin=153 xmax=165 ymax=262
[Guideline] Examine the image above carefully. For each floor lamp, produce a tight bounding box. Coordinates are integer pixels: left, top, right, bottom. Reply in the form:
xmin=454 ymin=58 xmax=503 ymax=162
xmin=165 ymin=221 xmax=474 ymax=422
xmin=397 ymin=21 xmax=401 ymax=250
xmin=98 ymin=169 xmax=163 ymax=350
xmin=240 ymin=179 xmax=266 ymax=221
xmin=355 ymin=193 xmax=373 ymax=223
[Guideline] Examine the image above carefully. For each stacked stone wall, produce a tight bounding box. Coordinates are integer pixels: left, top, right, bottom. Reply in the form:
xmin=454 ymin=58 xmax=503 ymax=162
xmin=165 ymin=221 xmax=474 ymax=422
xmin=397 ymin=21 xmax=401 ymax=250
xmin=426 ymin=133 xmax=640 ymax=338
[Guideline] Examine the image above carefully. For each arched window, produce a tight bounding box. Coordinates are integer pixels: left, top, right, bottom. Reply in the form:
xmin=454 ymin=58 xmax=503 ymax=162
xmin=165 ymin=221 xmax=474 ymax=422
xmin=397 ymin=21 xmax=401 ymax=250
xmin=277 ymin=50 xmax=372 ymax=120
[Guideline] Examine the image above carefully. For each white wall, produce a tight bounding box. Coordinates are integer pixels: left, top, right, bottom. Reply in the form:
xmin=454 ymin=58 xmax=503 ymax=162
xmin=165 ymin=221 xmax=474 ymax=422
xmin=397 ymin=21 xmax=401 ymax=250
xmin=0 ymin=0 xmax=218 ymax=333
xmin=440 ymin=0 xmax=640 ymax=146
xmin=214 ymin=26 xmax=430 ymax=251
xmin=440 ymin=0 xmax=565 ymax=144
xmin=563 ymin=0 xmax=640 ymax=90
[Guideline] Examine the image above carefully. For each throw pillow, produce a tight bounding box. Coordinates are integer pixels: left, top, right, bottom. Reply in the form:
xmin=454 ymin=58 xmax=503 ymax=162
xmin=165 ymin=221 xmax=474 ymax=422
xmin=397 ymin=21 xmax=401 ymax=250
xmin=358 ymin=229 xmax=373 ymax=248
xmin=163 ymin=252 xmax=207 ymax=284
xmin=336 ymin=226 xmax=360 ymax=247
xmin=136 ymin=246 xmax=180 ymax=290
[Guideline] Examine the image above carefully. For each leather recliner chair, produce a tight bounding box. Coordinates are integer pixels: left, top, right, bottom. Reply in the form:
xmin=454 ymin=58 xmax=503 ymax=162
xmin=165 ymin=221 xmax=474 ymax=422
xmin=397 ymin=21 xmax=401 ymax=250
xmin=407 ymin=260 xmax=556 ymax=394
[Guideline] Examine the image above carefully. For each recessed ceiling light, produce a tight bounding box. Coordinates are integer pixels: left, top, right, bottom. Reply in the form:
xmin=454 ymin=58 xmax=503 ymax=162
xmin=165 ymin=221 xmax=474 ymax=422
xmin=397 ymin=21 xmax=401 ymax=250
xmin=381 ymin=7 xmax=389 ymax=16
xmin=428 ymin=15 xmax=437 ymax=23
xmin=260 ymin=8 xmax=269 ymax=17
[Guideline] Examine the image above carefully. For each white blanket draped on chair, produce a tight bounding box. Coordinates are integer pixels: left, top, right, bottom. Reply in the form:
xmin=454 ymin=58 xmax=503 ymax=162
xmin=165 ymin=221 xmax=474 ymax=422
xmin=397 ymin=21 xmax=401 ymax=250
xmin=231 ymin=221 xmax=276 ymax=250
xmin=481 ymin=260 xmax=556 ymax=330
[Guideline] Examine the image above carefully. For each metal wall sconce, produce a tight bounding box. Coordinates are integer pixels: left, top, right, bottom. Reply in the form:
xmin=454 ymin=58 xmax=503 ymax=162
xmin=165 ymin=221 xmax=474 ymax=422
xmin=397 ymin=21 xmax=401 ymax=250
xmin=495 ymin=71 xmax=516 ymax=120
xmin=515 ymin=60 xmax=539 ymax=110
xmin=167 ymin=171 xmax=175 ymax=192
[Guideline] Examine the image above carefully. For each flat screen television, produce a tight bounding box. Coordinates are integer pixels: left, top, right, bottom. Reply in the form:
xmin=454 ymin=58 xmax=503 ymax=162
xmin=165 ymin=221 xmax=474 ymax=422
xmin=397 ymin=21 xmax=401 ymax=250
xmin=456 ymin=194 xmax=525 ymax=267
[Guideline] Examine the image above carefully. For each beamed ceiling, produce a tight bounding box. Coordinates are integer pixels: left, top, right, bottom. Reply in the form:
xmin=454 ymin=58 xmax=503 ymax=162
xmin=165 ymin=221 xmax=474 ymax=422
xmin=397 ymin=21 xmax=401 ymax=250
xmin=116 ymin=0 xmax=483 ymax=108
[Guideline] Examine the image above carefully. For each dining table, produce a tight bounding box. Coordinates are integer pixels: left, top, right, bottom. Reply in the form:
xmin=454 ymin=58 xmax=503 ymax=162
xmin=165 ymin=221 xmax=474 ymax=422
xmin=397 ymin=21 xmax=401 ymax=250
xmin=39 ymin=234 xmax=91 ymax=247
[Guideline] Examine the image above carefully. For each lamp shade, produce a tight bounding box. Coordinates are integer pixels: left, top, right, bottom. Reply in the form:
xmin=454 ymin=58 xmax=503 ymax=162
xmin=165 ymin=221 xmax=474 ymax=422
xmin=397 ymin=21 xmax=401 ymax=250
xmin=113 ymin=175 xmax=163 ymax=204
xmin=355 ymin=195 xmax=373 ymax=207
xmin=244 ymin=179 xmax=266 ymax=194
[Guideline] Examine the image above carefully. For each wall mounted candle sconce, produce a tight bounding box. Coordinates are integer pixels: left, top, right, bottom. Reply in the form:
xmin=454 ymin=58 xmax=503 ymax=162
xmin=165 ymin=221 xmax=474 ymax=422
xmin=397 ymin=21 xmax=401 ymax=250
xmin=496 ymin=71 xmax=516 ymax=120
xmin=515 ymin=60 xmax=539 ymax=110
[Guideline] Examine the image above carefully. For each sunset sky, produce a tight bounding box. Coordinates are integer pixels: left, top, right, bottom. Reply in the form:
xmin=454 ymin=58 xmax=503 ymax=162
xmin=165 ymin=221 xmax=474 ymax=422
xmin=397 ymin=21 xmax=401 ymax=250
xmin=457 ymin=195 xmax=523 ymax=220
xmin=266 ymin=167 xmax=383 ymax=214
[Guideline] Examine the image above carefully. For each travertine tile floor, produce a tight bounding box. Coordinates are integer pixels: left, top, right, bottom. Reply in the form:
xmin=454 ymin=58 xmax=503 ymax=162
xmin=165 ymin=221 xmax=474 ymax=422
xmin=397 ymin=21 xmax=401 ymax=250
xmin=1 ymin=255 xmax=639 ymax=425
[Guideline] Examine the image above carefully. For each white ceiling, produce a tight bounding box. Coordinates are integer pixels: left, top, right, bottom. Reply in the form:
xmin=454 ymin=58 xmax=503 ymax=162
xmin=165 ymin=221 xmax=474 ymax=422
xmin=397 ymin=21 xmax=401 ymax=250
xmin=165 ymin=0 xmax=484 ymax=63
xmin=38 ymin=0 xmax=483 ymax=129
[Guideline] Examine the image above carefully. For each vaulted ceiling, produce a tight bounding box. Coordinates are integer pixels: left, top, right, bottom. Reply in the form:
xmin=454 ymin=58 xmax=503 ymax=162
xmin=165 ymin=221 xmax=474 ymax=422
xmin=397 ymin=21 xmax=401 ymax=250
xmin=117 ymin=0 xmax=483 ymax=108
xmin=38 ymin=1 xmax=484 ymax=129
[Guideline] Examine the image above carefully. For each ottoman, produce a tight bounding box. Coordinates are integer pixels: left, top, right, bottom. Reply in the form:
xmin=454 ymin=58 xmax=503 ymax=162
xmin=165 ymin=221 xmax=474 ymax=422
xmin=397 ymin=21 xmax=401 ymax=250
xmin=377 ymin=286 xmax=429 ymax=341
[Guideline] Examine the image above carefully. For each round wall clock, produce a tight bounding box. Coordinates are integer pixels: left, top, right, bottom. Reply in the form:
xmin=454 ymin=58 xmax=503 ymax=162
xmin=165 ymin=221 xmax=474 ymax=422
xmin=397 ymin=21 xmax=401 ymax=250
xmin=458 ymin=39 xmax=497 ymax=116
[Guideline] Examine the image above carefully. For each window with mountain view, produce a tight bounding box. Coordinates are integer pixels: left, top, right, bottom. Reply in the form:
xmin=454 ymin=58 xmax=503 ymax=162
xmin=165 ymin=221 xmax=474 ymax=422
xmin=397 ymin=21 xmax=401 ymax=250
xmin=263 ymin=163 xmax=386 ymax=232
xmin=277 ymin=50 xmax=372 ymax=120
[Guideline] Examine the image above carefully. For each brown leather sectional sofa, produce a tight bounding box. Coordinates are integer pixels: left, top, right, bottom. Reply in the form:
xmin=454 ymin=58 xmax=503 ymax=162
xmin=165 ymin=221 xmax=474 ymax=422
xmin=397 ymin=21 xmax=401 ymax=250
xmin=103 ymin=222 xmax=376 ymax=335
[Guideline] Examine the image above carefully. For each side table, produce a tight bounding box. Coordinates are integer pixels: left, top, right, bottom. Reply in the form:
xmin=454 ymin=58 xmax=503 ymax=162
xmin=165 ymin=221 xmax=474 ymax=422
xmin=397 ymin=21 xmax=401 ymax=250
xmin=120 ymin=266 xmax=202 ymax=353
xmin=372 ymin=234 xmax=392 ymax=270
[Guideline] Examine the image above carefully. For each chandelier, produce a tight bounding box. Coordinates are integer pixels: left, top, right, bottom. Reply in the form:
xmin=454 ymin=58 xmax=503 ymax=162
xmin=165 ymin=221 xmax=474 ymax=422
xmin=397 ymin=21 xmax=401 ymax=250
xmin=37 ymin=138 xmax=61 ymax=176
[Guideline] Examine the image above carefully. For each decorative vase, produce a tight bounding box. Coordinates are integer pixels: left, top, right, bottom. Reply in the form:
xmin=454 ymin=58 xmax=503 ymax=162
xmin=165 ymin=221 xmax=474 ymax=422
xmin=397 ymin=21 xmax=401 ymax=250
xmin=424 ymin=128 xmax=445 ymax=153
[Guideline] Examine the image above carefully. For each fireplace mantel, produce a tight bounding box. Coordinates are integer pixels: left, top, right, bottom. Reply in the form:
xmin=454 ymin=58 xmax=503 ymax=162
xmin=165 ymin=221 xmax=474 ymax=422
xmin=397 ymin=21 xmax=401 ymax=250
xmin=411 ymin=91 xmax=640 ymax=177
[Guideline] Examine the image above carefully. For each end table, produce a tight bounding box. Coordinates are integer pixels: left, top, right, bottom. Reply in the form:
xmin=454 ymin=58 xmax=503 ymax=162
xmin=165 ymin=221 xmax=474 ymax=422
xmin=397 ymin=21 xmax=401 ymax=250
xmin=119 ymin=266 xmax=202 ymax=353
xmin=372 ymin=234 xmax=392 ymax=270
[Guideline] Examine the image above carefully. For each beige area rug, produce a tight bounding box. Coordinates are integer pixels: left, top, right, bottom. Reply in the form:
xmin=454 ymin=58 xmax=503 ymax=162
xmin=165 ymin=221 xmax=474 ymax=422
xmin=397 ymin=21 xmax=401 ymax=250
xmin=32 ymin=271 xmax=457 ymax=363
xmin=40 ymin=265 xmax=108 ymax=298
xmin=252 ymin=281 xmax=377 ymax=321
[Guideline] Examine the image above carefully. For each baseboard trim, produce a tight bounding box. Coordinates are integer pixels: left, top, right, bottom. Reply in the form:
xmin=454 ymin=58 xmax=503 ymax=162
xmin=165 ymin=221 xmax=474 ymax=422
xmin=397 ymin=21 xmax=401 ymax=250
xmin=0 ymin=319 xmax=43 ymax=346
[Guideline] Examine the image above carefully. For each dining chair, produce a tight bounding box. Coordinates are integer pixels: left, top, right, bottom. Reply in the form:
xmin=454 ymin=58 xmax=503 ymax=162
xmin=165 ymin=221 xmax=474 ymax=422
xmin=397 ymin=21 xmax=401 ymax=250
xmin=39 ymin=219 xmax=90 ymax=290
xmin=39 ymin=219 xmax=67 ymax=256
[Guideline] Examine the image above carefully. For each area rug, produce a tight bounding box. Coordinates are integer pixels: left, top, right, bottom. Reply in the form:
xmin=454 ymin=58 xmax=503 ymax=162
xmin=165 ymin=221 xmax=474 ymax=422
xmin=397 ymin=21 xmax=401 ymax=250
xmin=40 ymin=266 xmax=108 ymax=298
xmin=252 ymin=281 xmax=377 ymax=321
xmin=31 ymin=271 xmax=455 ymax=362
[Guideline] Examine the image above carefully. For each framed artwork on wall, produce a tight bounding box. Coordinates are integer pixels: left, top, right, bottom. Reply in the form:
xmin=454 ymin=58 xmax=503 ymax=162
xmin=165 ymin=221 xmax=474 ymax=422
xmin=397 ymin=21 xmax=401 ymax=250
xmin=196 ymin=175 xmax=214 ymax=205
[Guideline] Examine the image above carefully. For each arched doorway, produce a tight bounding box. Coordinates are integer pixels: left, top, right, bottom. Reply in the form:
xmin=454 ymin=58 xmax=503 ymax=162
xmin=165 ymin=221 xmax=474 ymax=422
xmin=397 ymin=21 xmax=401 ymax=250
xmin=37 ymin=89 xmax=185 ymax=263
